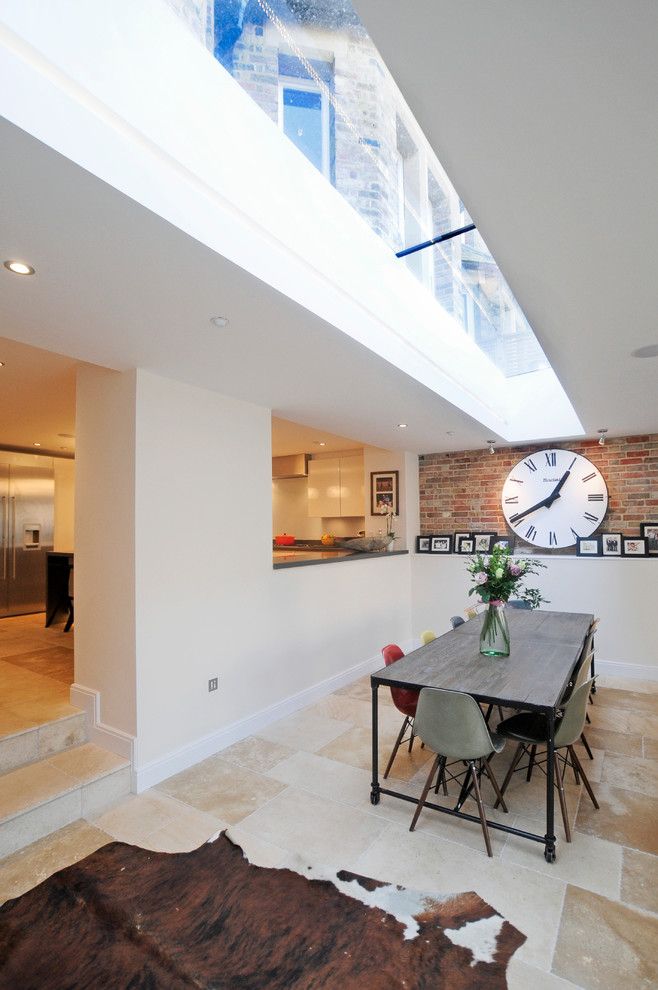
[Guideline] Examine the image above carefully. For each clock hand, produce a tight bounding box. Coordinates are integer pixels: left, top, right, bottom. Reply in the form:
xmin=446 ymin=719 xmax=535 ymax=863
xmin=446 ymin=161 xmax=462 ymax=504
xmin=508 ymin=497 xmax=552 ymax=524
xmin=544 ymin=470 xmax=570 ymax=508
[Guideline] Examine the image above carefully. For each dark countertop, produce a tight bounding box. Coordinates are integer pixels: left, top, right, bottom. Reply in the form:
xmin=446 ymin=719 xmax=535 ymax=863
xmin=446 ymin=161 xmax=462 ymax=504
xmin=273 ymin=549 xmax=409 ymax=569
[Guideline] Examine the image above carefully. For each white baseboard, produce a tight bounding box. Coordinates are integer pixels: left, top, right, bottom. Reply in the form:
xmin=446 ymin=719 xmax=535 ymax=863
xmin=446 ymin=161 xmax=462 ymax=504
xmin=70 ymin=683 xmax=135 ymax=764
xmin=595 ymin=660 xmax=658 ymax=681
xmin=133 ymin=650 xmax=385 ymax=793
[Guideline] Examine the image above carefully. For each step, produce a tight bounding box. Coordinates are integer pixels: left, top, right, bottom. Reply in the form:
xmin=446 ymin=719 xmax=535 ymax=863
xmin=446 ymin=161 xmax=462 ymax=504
xmin=0 ymin=743 xmax=131 ymax=858
xmin=0 ymin=710 xmax=88 ymax=775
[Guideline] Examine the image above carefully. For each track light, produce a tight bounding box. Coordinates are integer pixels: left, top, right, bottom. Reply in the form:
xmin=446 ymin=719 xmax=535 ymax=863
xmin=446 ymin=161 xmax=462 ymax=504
xmin=598 ymin=428 xmax=608 ymax=446
xmin=487 ymin=439 xmax=496 ymax=455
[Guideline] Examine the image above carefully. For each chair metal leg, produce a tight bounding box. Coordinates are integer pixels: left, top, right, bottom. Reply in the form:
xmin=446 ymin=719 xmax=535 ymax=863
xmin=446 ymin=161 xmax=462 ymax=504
xmin=483 ymin=757 xmax=508 ymax=814
xmin=469 ymin=761 xmax=493 ymax=857
xmin=383 ymin=716 xmax=409 ymax=780
xmin=434 ymin=755 xmax=448 ymax=796
xmin=408 ymin=727 xmax=415 ymax=753
xmin=554 ymin=753 xmax=571 ymax=842
xmin=569 ymin=745 xmax=599 ymax=809
xmin=580 ymin=732 xmax=594 ymax=760
xmin=483 ymin=704 xmax=493 ymax=724
xmin=494 ymin=742 xmax=525 ymax=809
xmin=410 ymin=754 xmax=442 ymax=832
xmin=526 ymin=744 xmax=537 ymax=782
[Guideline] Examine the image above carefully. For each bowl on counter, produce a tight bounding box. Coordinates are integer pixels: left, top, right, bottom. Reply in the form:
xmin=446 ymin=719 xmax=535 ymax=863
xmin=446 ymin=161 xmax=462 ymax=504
xmin=336 ymin=536 xmax=393 ymax=553
xmin=274 ymin=534 xmax=296 ymax=546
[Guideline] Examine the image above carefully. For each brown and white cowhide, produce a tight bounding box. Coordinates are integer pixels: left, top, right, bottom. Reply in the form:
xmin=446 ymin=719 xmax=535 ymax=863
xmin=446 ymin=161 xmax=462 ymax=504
xmin=0 ymin=832 xmax=525 ymax=989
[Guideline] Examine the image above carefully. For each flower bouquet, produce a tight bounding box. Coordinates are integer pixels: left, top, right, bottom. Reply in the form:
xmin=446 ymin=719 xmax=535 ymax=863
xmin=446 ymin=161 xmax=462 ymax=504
xmin=467 ymin=544 xmax=547 ymax=657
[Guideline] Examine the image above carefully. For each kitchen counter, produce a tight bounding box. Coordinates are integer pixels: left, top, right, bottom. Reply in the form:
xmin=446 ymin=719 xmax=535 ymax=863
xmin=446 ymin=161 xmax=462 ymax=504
xmin=273 ymin=549 xmax=409 ymax=569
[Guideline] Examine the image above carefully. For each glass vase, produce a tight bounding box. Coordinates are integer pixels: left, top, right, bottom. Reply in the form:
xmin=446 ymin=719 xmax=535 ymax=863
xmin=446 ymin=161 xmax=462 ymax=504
xmin=479 ymin=602 xmax=510 ymax=658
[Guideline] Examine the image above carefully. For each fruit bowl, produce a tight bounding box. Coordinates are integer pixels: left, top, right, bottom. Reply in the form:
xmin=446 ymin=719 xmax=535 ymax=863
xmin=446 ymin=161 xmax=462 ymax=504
xmin=337 ymin=537 xmax=393 ymax=553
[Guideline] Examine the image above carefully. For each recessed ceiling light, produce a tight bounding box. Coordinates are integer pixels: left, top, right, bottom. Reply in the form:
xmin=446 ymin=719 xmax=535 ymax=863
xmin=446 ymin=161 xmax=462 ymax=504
xmin=631 ymin=344 xmax=658 ymax=359
xmin=210 ymin=316 xmax=229 ymax=328
xmin=33 ymin=442 xmax=41 ymax=447
xmin=57 ymin=433 xmax=75 ymax=439
xmin=0 ymin=362 xmax=4 ymax=368
xmin=397 ymin=423 xmax=408 ymax=429
xmin=3 ymin=260 xmax=35 ymax=276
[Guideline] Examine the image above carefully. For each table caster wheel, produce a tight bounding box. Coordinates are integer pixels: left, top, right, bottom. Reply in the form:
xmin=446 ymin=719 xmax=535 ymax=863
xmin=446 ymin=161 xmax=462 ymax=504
xmin=544 ymin=847 xmax=556 ymax=863
xmin=370 ymin=791 xmax=380 ymax=806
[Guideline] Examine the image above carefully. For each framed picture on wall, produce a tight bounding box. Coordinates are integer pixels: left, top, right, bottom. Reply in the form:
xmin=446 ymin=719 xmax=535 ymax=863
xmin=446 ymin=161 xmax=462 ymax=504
xmin=494 ymin=537 xmax=512 ymax=551
xmin=371 ymin=470 xmax=399 ymax=515
xmin=577 ymin=536 xmax=601 ymax=557
xmin=416 ymin=536 xmax=431 ymax=554
xmin=430 ymin=535 xmax=452 ymax=554
xmin=623 ymin=537 xmax=648 ymax=557
xmin=454 ymin=531 xmax=470 ymax=547
xmin=473 ymin=532 xmax=496 ymax=554
xmin=640 ymin=523 xmax=658 ymax=556
xmin=601 ymin=533 xmax=623 ymax=557
xmin=456 ymin=535 xmax=475 ymax=554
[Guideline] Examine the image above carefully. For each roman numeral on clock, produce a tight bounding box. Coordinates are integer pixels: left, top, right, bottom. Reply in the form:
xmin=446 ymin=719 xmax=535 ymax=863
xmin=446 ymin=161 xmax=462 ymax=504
xmin=588 ymin=493 xmax=605 ymax=501
xmin=525 ymin=525 xmax=537 ymax=540
xmin=504 ymin=496 xmax=519 ymax=504
xmin=545 ymin=452 xmax=557 ymax=467
xmin=549 ymin=531 xmax=557 ymax=546
xmin=568 ymin=456 xmax=577 ymax=470
xmin=524 ymin=459 xmax=537 ymax=472
xmin=582 ymin=472 xmax=596 ymax=483
xmin=583 ymin=512 xmax=598 ymax=523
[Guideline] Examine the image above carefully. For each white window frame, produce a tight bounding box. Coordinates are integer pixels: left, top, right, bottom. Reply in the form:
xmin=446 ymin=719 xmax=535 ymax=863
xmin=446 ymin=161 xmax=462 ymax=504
xmin=278 ymin=76 xmax=331 ymax=179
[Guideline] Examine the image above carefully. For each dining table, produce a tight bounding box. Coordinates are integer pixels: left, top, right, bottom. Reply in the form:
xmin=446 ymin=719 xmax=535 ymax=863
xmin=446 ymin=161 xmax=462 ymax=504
xmin=370 ymin=608 xmax=594 ymax=862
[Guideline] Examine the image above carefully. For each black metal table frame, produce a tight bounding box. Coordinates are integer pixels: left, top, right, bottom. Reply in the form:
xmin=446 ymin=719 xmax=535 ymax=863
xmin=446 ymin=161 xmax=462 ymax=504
xmin=370 ymin=678 xmax=562 ymax=863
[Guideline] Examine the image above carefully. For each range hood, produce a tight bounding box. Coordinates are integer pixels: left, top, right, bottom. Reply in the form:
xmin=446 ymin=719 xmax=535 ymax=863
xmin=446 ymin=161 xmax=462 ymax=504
xmin=272 ymin=454 xmax=309 ymax=479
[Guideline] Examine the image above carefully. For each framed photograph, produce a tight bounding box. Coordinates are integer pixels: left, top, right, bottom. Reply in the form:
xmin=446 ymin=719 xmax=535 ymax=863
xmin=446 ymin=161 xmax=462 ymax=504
xmin=640 ymin=523 xmax=658 ymax=556
xmin=416 ymin=536 xmax=431 ymax=554
xmin=430 ymin=535 xmax=452 ymax=554
xmin=454 ymin=531 xmax=471 ymax=546
xmin=473 ymin=532 xmax=496 ymax=554
xmin=371 ymin=471 xmax=399 ymax=516
xmin=577 ymin=536 xmax=601 ymax=557
xmin=623 ymin=537 xmax=648 ymax=557
xmin=494 ymin=536 xmax=512 ymax=551
xmin=456 ymin=536 xmax=475 ymax=554
xmin=601 ymin=533 xmax=622 ymax=557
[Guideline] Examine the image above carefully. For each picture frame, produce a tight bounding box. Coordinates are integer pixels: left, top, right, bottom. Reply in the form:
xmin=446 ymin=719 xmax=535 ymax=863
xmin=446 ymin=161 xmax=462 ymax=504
xmin=430 ymin=535 xmax=452 ymax=554
xmin=456 ymin=535 xmax=475 ymax=554
xmin=416 ymin=536 xmax=431 ymax=554
xmin=371 ymin=470 xmax=399 ymax=516
xmin=494 ymin=536 xmax=512 ymax=551
xmin=454 ymin=531 xmax=470 ymax=546
xmin=623 ymin=537 xmax=648 ymax=557
xmin=576 ymin=536 xmax=601 ymax=557
xmin=601 ymin=533 xmax=623 ymax=557
xmin=640 ymin=523 xmax=658 ymax=556
xmin=473 ymin=532 xmax=496 ymax=554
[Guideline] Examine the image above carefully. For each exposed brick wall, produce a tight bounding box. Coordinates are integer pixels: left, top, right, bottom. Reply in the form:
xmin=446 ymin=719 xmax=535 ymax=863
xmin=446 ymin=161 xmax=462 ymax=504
xmin=419 ymin=435 xmax=658 ymax=545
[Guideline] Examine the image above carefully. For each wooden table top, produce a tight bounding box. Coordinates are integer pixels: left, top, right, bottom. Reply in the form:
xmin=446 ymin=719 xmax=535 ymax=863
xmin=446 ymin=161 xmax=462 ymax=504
xmin=372 ymin=609 xmax=593 ymax=711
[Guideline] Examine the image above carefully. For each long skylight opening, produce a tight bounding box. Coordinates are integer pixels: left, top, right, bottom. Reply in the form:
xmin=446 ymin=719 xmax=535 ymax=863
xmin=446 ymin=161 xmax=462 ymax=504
xmin=169 ymin=0 xmax=549 ymax=380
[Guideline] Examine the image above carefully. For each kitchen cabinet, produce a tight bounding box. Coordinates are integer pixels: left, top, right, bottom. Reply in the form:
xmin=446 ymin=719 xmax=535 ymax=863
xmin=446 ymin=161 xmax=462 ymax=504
xmin=307 ymin=456 xmax=364 ymax=517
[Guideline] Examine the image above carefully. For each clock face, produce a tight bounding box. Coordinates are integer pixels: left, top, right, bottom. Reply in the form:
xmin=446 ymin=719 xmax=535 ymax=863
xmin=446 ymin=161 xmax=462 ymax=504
xmin=501 ymin=449 xmax=608 ymax=549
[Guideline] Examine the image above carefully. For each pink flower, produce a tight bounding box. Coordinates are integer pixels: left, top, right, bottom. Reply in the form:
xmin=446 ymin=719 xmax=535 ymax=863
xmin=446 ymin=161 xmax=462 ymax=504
xmin=475 ymin=572 xmax=488 ymax=585
xmin=508 ymin=563 xmax=522 ymax=577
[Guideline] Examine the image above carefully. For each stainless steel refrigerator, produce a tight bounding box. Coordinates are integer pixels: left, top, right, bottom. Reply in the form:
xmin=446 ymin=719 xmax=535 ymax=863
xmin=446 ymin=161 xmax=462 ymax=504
xmin=0 ymin=453 xmax=54 ymax=617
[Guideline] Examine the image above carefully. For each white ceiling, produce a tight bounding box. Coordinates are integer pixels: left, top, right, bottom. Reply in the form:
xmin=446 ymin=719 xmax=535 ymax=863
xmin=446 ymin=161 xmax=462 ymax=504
xmin=1 ymin=0 xmax=657 ymax=454
xmin=355 ymin=0 xmax=658 ymax=441
xmin=272 ymin=417 xmax=365 ymax=457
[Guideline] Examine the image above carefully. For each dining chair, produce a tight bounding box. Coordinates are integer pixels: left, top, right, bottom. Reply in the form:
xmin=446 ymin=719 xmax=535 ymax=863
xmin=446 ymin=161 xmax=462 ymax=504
xmin=508 ymin=599 xmax=531 ymax=609
xmin=409 ymin=688 xmax=508 ymax=857
xmin=380 ymin=644 xmax=420 ymax=778
xmin=420 ymin=629 xmax=437 ymax=645
xmin=494 ymin=678 xmax=599 ymax=842
xmin=450 ymin=615 xmax=465 ymax=629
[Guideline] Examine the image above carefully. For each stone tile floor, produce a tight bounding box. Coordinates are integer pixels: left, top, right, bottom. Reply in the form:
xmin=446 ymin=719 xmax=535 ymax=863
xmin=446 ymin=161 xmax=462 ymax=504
xmin=0 ymin=628 xmax=656 ymax=988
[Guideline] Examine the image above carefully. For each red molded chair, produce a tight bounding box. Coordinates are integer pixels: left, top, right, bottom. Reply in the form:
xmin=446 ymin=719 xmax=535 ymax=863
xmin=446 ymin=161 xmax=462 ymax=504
xmin=381 ymin=644 xmax=421 ymax=778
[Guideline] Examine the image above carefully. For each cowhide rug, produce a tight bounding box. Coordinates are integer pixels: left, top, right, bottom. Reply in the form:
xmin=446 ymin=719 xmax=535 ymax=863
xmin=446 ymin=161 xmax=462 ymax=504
xmin=0 ymin=831 xmax=525 ymax=989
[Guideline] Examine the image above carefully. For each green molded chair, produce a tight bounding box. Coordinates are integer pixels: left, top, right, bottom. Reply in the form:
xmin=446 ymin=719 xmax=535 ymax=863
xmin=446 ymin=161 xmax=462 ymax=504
xmin=420 ymin=629 xmax=437 ymax=645
xmin=494 ymin=678 xmax=599 ymax=842
xmin=410 ymin=688 xmax=508 ymax=857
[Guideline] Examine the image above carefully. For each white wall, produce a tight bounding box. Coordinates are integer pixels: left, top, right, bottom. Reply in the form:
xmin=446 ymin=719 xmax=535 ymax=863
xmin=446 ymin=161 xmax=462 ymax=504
xmin=74 ymin=366 xmax=136 ymax=736
xmin=364 ymin=448 xmax=419 ymax=551
xmin=412 ymin=554 xmax=658 ymax=673
xmin=53 ymin=457 xmax=75 ymax=551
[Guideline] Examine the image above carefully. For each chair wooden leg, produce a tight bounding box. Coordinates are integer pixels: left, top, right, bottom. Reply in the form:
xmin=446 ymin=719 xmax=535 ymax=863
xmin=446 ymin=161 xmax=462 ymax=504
xmin=526 ymin=744 xmax=537 ymax=782
xmin=494 ymin=742 xmax=525 ymax=809
xmin=383 ymin=716 xmax=409 ymax=780
xmin=569 ymin=745 xmax=599 ymax=809
xmin=470 ymin=762 xmax=493 ymax=857
xmin=408 ymin=727 xmax=415 ymax=753
xmin=580 ymin=732 xmax=594 ymax=760
xmin=554 ymin=753 xmax=571 ymax=842
xmin=483 ymin=757 xmax=508 ymax=814
xmin=410 ymin=754 xmax=441 ymax=832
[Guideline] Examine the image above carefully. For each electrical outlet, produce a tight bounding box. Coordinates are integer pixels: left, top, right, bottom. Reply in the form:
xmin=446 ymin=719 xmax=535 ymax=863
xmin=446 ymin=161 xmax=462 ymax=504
xmin=208 ymin=677 xmax=218 ymax=692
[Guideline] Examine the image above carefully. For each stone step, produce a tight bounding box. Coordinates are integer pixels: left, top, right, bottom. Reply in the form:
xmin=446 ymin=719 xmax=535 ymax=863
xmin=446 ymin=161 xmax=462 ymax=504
xmin=0 ymin=743 xmax=131 ymax=858
xmin=0 ymin=710 xmax=88 ymax=775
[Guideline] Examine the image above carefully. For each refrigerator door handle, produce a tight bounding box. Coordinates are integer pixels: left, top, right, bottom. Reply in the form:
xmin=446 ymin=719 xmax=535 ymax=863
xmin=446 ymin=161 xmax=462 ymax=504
xmin=10 ymin=496 xmax=16 ymax=579
xmin=1 ymin=496 xmax=6 ymax=579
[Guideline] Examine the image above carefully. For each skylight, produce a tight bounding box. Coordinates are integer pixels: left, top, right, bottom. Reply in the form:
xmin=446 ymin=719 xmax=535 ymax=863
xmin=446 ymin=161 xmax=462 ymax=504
xmin=170 ymin=0 xmax=549 ymax=379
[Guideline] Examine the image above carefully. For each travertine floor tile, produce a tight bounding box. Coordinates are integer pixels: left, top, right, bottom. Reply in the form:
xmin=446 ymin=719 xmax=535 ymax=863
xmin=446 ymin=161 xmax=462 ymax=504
xmin=225 ymin=826 xmax=290 ymax=869
xmin=552 ymin=885 xmax=658 ymax=989
xmin=601 ymin=753 xmax=658 ymax=798
xmin=642 ymin=736 xmax=658 ymax=760
xmin=621 ymin=847 xmax=658 ymax=915
xmin=576 ymin=782 xmax=658 ymax=855
xmin=0 ymin=761 xmax=77 ymax=821
xmin=507 ymin=958 xmax=583 ymax=989
xmin=594 ymin=688 xmax=658 ymax=716
xmin=596 ymin=676 xmax=658 ymax=695
xmin=577 ymin=725 xmax=642 ymax=758
xmin=47 ymin=743 xmax=127 ymax=784
xmin=220 ymin=735 xmax=294 ymax=773
xmin=89 ymin=792 xmax=187 ymax=845
xmin=318 ymin=725 xmax=433 ymax=780
xmin=255 ymin=709 xmax=353 ymax=752
xmin=156 ymin=755 xmax=285 ymax=824
xmin=141 ymin=806 xmax=224 ymax=853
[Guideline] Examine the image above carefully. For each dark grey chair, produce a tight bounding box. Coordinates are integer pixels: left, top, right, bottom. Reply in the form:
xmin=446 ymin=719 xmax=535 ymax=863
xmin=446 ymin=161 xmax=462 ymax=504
xmin=494 ymin=678 xmax=599 ymax=841
xmin=450 ymin=615 xmax=465 ymax=629
xmin=410 ymin=688 xmax=508 ymax=856
xmin=508 ymin=599 xmax=531 ymax=609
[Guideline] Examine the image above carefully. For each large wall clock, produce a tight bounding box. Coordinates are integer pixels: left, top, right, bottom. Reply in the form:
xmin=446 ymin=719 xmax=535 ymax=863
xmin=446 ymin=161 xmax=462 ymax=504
xmin=501 ymin=449 xmax=608 ymax=549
